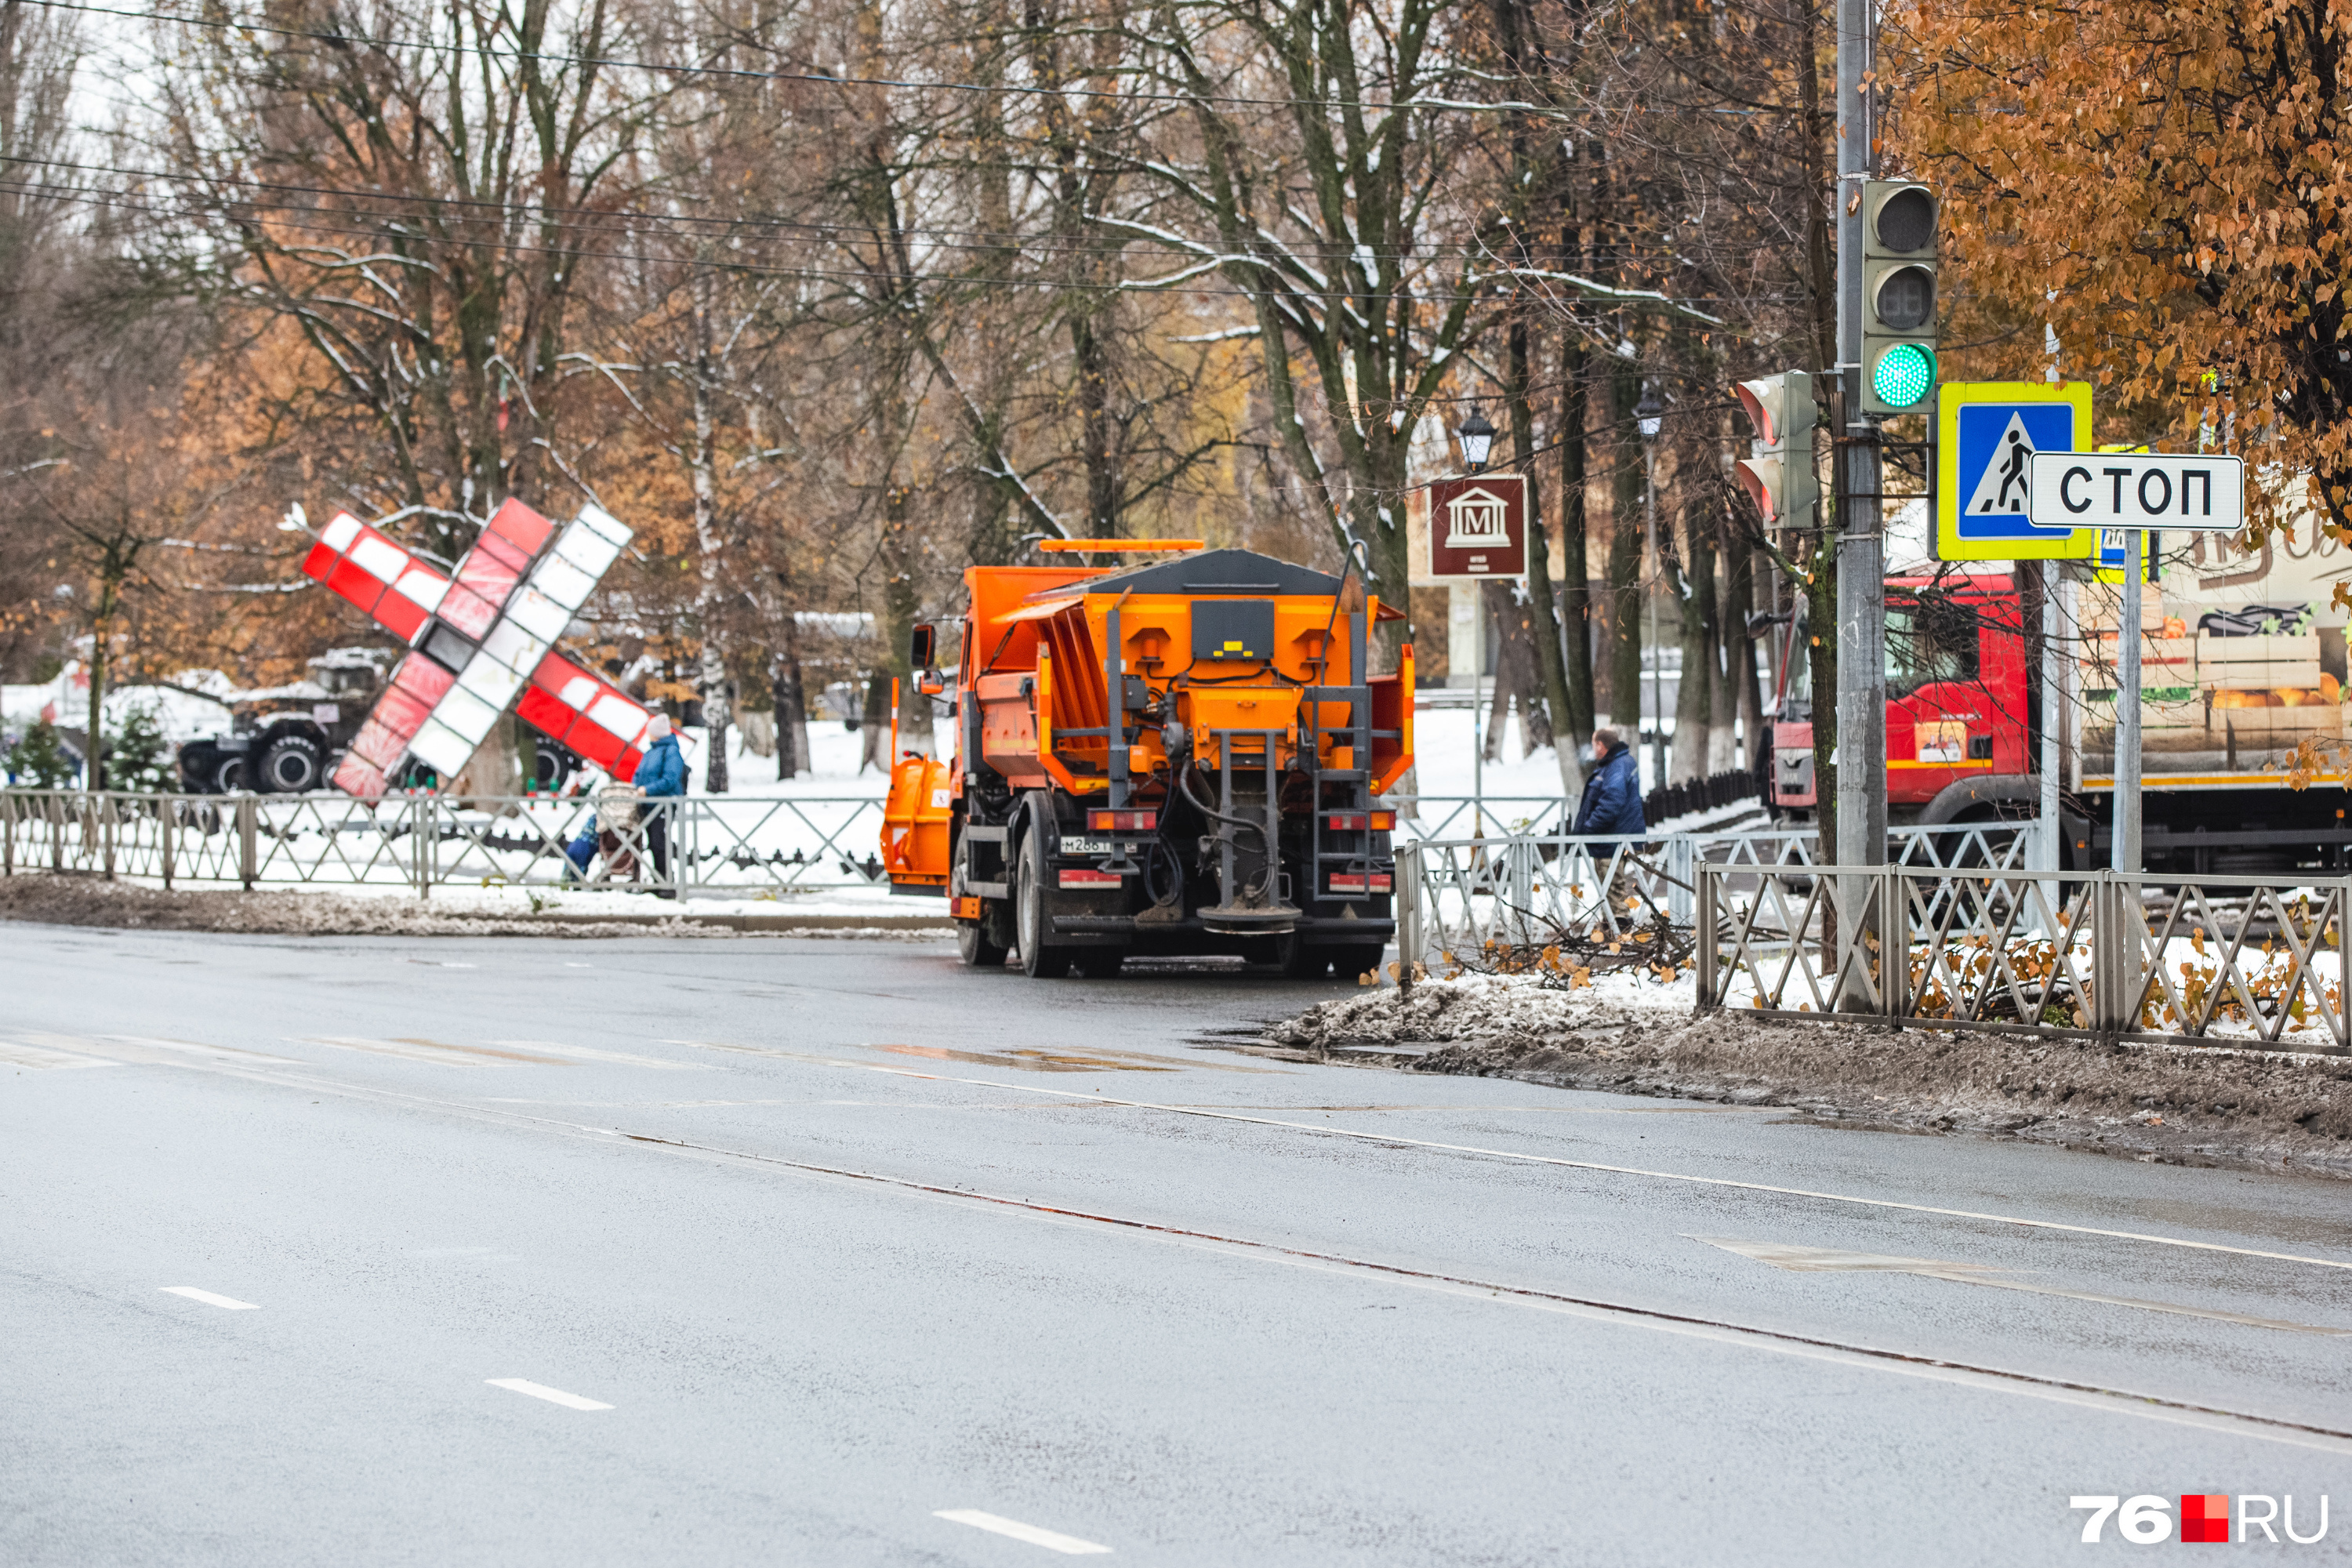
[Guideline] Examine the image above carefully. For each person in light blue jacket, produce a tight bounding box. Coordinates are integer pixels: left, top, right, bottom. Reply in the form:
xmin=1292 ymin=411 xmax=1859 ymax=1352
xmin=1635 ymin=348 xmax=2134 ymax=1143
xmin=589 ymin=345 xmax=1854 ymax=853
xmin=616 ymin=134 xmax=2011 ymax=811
xmin=633 ymin=713 xmax=687 ymax=895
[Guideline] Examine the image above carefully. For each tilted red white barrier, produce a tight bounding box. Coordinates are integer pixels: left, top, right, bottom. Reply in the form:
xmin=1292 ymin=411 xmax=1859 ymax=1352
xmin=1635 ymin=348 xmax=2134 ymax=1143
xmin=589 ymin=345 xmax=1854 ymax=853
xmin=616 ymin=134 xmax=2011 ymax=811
xmin=297 ymin=499 xmax=652 ymax=799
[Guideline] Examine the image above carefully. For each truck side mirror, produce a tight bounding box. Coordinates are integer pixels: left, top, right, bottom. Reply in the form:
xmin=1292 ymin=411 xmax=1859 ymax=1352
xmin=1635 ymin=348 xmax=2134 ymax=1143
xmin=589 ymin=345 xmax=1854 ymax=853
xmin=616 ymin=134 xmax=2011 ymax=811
xmin=909 ymin=622 xmax=936 ymax=670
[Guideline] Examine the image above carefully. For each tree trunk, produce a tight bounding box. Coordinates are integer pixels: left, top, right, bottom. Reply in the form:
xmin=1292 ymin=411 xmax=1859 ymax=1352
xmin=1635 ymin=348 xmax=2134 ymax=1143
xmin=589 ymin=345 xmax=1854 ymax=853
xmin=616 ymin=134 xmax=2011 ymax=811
xmin=1671 ymin=501 xmax=1714 ymax=785
xmin=877 ymin=474 xmax=930 ymax=760
xmin=1607 ymin=369 xmax=1645 ymax=736
xmin=688 ymin=264 xmax=731 ymax=794
xmin=773 ymin=622 xmax=811 ymax=781
xmin=859 ymin=671 xmax=891 ymax=774
xmin=1706 ymin=535 xmax=1736 ymax=777
xmin=1555 ymin=339 xmax=1596 ymax=758
xmin=1725 ymin=522 xmax=1766 ymax=777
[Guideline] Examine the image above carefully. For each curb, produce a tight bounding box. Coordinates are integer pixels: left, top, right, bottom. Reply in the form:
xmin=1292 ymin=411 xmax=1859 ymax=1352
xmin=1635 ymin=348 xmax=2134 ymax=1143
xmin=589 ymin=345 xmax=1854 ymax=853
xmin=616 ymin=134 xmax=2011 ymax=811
xmin=514 ymin=909 xmax=953 ymax=932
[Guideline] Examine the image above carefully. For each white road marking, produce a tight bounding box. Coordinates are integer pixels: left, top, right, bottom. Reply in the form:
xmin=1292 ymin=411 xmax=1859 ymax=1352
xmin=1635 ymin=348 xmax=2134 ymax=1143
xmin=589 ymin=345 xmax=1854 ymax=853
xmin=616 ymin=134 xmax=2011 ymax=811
xmin=160 ymin=1287 xmax=260 ymax=1310
xmin=486 ymin=1040 xmax=713 ymax=1071
xmin=663 ymin=1042 xmax=2352 ymax=1276
xmin=0 ymin=1040 xmax=118 ymax=1069
xmin=1693 ymin=1236 xmax=2352 ymax=1337
xmin=486 ymin=1377 xmax=612 ymax=1410
xmin=935 ymin=1510 xmax=1112 ymax=1555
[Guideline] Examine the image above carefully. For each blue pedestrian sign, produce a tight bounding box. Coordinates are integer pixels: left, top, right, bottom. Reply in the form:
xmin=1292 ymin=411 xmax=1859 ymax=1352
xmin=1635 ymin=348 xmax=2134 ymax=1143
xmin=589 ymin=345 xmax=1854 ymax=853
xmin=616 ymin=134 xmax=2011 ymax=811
xmin=1934 ymin=381 xmax=2095 ymax=561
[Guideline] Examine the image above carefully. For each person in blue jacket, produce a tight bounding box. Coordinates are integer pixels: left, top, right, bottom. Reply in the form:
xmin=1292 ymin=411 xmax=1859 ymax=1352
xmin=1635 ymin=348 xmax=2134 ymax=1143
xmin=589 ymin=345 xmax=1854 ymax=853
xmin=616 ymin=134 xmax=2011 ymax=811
xmin=633 ymin=712 xmax=688 ymax=895
xmin=1572 ymin=727 xmax=1647 ymax=920
xmin=1571 ymin=727 xmax=1645 ymax=838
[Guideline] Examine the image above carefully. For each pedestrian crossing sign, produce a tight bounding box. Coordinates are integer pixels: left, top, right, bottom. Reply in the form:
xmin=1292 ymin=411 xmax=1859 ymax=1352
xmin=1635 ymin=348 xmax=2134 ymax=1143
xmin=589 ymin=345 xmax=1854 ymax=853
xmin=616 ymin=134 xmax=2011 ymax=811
xmin=1935 ymin=381 xmax=2096 ymax=561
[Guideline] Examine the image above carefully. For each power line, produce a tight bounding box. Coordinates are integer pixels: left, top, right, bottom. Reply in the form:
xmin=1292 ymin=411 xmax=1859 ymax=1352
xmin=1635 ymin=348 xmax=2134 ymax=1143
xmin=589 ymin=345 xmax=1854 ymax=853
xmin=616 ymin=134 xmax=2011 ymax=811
xmin=4 ymin=176 xmax=1722 ymax=315
xmin=36 ymin=0 xmax=1599 ymax=118
xmin=0 ymin=152 xmax=1673 ymax=269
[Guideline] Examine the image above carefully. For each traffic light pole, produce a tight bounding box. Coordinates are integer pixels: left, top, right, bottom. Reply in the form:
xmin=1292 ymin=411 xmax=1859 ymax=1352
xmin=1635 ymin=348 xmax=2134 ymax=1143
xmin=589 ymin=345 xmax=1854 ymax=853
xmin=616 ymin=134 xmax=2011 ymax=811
xmin=1833 ymin=0 xmax=1886 ymax=879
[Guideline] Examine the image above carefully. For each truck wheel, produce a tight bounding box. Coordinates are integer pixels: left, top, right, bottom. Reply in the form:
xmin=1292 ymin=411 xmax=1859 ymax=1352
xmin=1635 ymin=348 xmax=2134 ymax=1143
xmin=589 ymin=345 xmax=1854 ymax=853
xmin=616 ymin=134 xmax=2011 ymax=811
xmin=256 ymin=732 xmax=325 ymax=793
xmin=1277 ymin=933 xmax=1330 ymax=978
xmin=1014 ymin=828 xmax=1072 ymax=978
xmin=951 ymin=840 xmax=1008 ymax=968
xmin=210 ymin=753 xmax=247 ymax=793
xmin=1071 ymin=948 xmax=1127 ymax=978
xmin=1330 ymin=941 xmax=1387 ymax=983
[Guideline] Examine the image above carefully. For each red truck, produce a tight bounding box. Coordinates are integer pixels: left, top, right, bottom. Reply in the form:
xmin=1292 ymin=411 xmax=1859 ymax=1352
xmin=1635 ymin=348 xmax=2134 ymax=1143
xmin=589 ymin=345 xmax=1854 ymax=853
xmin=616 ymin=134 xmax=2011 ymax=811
xmin=1767 ymin=557 xmax=2352 ymax=873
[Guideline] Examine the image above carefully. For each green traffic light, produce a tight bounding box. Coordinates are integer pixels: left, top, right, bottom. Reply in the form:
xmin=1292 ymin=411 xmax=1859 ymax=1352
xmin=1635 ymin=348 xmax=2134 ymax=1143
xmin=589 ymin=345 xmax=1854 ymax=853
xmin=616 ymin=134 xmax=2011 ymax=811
xmin=1872 ymin=343 xmax=1937 ymax=408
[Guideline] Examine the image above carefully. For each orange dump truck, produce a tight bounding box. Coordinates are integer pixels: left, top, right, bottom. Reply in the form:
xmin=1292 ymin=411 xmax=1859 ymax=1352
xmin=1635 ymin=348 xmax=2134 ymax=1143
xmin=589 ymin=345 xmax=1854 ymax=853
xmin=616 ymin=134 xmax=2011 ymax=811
xmin=879 ymin=541 xmax=1414 ymax=978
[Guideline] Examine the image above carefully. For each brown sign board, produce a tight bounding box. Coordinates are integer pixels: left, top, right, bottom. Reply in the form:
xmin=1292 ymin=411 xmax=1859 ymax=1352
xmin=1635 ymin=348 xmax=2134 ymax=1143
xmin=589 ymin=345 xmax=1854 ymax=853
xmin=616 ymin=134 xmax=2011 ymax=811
xmin=1425 ymin=474 xmax=1528 ymax=579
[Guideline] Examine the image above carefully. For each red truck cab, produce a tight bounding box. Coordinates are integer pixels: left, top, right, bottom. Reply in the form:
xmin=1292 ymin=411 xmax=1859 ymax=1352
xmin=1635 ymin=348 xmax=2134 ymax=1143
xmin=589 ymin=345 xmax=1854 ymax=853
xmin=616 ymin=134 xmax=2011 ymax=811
xmin=1769 ymin=573 xmax=2032 ymax=826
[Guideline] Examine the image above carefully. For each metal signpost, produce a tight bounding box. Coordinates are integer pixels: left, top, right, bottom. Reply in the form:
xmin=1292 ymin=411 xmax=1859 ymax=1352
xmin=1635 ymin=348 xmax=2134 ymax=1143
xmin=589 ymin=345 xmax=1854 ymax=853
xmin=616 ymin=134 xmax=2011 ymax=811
xmin=2026 ymin=451 xmax=2246 ymax=870
xmin=1427 ymin=470 xmax=1529 ymax=837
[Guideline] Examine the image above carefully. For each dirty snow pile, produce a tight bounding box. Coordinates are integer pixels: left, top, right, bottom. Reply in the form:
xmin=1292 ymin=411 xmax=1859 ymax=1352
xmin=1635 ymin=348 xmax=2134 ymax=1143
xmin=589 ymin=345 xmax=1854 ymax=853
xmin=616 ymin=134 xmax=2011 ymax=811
xmin=1269 ymin=971 xmax=2352 ymax=1179
xmin=0 ymin=876 xmax=742 ymax=938
xmin=1268 ymin=971 xmax=1639 ymax=1050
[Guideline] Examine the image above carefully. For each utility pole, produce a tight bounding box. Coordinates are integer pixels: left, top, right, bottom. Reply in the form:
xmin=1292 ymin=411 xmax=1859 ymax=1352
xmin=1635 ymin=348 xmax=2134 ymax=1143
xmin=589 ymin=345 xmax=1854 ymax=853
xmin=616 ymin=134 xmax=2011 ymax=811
xmin=2114 ymin=535 xmax=2143 ymax=871
xmin=1832 ymin=0 xmax=1886 ymax=873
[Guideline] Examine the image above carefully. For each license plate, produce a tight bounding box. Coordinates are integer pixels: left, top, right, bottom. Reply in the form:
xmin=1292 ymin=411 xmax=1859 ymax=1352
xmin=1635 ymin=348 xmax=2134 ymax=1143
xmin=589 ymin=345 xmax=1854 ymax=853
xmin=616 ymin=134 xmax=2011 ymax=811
xmin=1059 ymin=836 xmax=1112 ymax=855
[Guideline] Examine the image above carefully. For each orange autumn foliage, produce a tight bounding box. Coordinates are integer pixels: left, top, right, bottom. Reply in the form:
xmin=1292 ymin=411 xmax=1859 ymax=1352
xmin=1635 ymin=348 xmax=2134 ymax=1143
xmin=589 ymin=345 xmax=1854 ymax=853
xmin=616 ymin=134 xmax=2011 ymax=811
xmin=1900 ymin=0 xmax=2352 ymax=545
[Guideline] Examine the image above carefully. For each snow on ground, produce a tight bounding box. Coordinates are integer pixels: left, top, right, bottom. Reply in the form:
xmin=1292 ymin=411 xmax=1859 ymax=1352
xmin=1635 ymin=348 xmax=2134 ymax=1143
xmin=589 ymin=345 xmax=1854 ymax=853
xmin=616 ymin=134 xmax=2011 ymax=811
xmin=688 ymin=700 xmax=1711 ymax=808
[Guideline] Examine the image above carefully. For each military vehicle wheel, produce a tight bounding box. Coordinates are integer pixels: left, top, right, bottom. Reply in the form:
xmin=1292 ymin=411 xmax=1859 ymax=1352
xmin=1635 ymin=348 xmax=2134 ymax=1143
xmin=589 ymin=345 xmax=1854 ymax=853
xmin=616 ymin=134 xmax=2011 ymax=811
xmin=210 ymin=753 xmax=247 ymax=793
xmin=256 ymin=732 xmax=325 ymax=793
xmin=1014 ymin=826 xmax=1072 ymax=978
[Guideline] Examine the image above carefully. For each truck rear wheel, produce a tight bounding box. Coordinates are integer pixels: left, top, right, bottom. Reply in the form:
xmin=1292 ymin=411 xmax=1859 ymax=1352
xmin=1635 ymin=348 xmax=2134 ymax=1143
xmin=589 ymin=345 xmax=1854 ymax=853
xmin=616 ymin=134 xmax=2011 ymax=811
xmin=1278 ymin=933 xmax=1330 ymax=978
xmin=951 ymin=837 xmax=1008 ymax=968
xmin=1331 ymin=941 xmax=1387 ymax=983
xmin=1014 ymin=827 xmax=1072 ymax=978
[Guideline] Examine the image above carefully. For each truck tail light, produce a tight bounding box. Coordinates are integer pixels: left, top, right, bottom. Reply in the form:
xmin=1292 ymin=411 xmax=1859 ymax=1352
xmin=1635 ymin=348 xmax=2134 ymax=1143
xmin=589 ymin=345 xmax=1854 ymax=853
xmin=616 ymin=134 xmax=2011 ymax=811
xmin=1087 ymin=809 xmax=1157 ymax=832
xmin=1327 ymin=811 xmax=1398 ymax=832
xmin=1328 ymin=873 xmax=1392 ymax=895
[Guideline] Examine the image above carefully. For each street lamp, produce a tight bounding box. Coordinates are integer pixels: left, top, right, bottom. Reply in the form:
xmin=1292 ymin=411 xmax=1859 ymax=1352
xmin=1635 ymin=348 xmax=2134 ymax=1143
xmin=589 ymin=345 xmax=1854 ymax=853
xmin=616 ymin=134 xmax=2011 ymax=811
xmin=1635 ymin=390 xmax=1665 ymax=786
xmin=1456 ymin=408 xmax=1496 ymax=474
xmin=1454 ymin=407 xmax=1497 ymax=829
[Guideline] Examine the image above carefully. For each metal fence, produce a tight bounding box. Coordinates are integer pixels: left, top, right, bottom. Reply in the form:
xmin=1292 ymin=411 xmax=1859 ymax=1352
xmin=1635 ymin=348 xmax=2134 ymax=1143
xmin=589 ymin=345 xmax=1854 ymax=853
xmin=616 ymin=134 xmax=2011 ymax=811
xmin=0 ymin=789 xmax=895 ymax=898
xmin=1396 ymin=820 xmax=2029 ymax=969
xmin=1697 ymin=861 xmax=2352 ymax=1051
xmin=0 ymin=786 xmax=1666 ymax=899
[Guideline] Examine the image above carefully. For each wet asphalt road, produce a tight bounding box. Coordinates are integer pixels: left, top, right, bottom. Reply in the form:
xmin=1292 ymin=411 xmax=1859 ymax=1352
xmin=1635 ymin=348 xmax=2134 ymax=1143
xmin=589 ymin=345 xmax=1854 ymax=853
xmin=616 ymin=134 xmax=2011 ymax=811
xmin=2 ymin=921 xmax=2349 ymax=1566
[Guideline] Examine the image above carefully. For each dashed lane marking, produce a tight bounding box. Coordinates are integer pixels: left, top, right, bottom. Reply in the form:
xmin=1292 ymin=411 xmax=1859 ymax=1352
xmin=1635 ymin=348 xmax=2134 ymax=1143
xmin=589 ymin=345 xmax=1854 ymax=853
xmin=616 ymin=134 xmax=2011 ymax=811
xmin=0 ymin=1040 xmax=117 ymax=1069
xmin=160 ymin=1287 xmax=260 ymax=1310
xmin=486 ymin=1378 xmax=612 ymax=1410
xmin=300 ymin=1036 xmax=575 ymax=1066
xmin=67 ymin=1047 xmax=2352 ymax=1454
xmin=485 ymin=1040 xmax=715 ymax=1071
xmin=935 ymin=1510 xmax=1112 ymax=1555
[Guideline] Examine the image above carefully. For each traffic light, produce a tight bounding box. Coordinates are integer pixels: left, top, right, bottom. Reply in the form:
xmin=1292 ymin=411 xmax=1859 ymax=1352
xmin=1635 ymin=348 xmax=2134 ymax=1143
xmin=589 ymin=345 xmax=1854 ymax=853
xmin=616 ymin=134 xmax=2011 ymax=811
xmin=1733 ymin=369 xmax=1818 ymax=527
xmin=1860 ymin=180 xmax=1939 ymax=415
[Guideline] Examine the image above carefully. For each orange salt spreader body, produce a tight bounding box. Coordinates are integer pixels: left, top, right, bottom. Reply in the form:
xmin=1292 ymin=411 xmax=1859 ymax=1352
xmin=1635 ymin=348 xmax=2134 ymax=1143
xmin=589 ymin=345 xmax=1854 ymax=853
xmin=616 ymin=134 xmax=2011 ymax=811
xmin=877 ymin=540 xmax=1414 ymax=978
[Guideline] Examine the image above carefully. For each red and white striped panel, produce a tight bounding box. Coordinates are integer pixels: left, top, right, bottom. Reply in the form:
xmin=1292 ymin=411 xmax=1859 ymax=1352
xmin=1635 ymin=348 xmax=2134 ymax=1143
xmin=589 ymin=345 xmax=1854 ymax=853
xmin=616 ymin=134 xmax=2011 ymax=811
xmin=300 ymin=512 xmax=449 ymax=643
xmin=436 ymin=499 xmax=556 ymax=640
xmin=516 ymin=652 xmax=652 ymax=779
xmin=333 ymin=656 xmax=454 ymax=799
